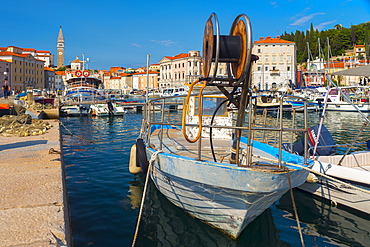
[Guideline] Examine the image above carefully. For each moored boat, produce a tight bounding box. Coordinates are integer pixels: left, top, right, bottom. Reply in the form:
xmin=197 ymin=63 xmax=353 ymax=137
xmin=313 ymin=86 xmax=370 ymax=112
xmin=90 ymin=102 xmax=126 ymax=116
xmin=60 ymin=75 xmax=105 ymax=116
xmin=130 ymin=13 xmax=313 ymax=240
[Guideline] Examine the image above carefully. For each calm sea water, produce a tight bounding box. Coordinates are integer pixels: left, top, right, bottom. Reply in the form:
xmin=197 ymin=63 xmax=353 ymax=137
xmin=61 ymin=110 xmax=370 ymax=247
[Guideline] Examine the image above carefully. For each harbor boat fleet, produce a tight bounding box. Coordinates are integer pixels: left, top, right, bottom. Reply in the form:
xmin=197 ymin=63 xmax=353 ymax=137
xmin=7 ymin=13 xmax=370 ymax=242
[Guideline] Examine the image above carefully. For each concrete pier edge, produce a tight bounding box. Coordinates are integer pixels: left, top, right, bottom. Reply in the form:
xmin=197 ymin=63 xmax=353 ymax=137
xmin=0 ymin=100 xmax=71 ymax=246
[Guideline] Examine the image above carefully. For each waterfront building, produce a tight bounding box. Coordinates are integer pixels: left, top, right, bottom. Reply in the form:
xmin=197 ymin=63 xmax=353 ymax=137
xmin=158 ymin=50 xmax=202 ymax=89
xmin=57 ymin=27 xmax=65 ymax=68
xmin=54 ymin=71 xmax=65 ymax=92
xmin=0 ymin=46 xmax=54 ymax=67
xmin=132 ymin=71 xmax=159 ymax=92
xmin=0 ymin=59 xmax=10 ymax=92
xmin=251 ymin=36 xmax=296 ymax=90
xmin=149 ymin=64 xmax=160 ymax=72
xmin=44 ymin=67 xmax=56 ymax=91
xmin=104 ymin=74 xmax=131 ymax=95
xmin=0 ymin=50 xmax=45 ymax=91
xmin=119 ymin=73 xmax=133 ymax=94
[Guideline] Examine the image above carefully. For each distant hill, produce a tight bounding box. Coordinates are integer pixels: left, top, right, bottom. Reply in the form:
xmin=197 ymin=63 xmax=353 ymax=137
xmin=280 ymin=22 xmax=370 ymax=63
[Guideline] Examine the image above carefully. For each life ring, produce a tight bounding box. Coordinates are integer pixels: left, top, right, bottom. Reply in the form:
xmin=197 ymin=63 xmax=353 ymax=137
xmin=136 ymin=138 xmax=149 ymax=174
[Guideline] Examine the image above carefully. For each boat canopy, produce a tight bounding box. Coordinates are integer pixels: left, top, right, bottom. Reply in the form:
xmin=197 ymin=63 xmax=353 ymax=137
xmin=332 ymin=65 xmax=370 ymax=77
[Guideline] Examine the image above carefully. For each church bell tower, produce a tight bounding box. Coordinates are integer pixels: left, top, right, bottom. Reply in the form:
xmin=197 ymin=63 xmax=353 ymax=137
xmin=57 ymin=26 xmax=65 ymax=68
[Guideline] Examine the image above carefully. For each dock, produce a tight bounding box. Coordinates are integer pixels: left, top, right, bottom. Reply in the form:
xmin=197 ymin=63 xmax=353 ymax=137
xmin=0 ymin=98 xmax=70 ymax=246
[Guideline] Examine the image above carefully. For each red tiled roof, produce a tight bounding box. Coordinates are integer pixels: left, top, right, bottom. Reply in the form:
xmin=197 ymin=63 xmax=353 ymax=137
xmin=324 ymin=62 xmax=345 ymax=68
xmin=55 ymin=71 xmax=66 ymax=75
xmin=22 ymin=48 xmax=35 ymax=51
xmin=133 ymin=71 xmax=159 ymax=75
xmin=165 ymin=53 xmax=189 ymax=60
xmin=111 ymin=76 xmax=121 ymax=79
xmin=254 ymin=36 xmax=295 ymax=44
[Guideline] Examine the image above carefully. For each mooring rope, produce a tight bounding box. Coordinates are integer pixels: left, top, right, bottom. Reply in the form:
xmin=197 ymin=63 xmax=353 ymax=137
xmin=287 ymin=171 xmax=305 ymax=247
xmin=251 ymin=154 xmax=370 ymax=195
xmin=131 ymin=150 xmax=162 ymax=247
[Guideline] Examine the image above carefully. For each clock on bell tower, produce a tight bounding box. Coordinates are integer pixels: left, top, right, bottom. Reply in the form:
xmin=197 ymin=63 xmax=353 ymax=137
xmin=57 ymin=26 xmax=65 ymax=68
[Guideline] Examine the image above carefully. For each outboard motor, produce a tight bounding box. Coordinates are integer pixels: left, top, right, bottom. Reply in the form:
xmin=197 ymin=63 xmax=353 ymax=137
xmin=107 ymin=101 xmax=114 ymax=115
xmin=283 ymin=124 xmax=336 ymax=156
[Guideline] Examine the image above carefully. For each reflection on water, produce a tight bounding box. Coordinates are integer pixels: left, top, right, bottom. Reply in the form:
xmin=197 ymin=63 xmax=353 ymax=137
xmin=61 ymin=111 xmax=370 ymax=247
xmin=129 ymin=178 xmax=289 ymax=247
xmin=128 ymin=179 xmax=370 ymax=247
xmin=276 ymin=190 xmax=370 ymax=247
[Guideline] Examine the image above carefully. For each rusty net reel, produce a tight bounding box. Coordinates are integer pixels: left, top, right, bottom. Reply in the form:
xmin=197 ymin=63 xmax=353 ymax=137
xmin=202 ymin=13 xmax=253 ymax=86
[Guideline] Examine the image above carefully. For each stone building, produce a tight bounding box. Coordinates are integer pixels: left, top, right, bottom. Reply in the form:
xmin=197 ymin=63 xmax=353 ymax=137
xmin=158 ymin=50 xmax=202 ymax=89
xmin=251 ymin=36 xmax=296 ymax=90
xmin=0 ymin=51 xmax=45 ymax=91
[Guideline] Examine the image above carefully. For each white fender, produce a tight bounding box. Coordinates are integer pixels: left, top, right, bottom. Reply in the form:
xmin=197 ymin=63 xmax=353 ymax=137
xmin=129 ymin=144 xmax=142 ymax=174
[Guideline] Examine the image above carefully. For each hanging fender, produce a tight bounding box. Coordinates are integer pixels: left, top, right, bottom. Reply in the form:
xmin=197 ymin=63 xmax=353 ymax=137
xmin=136 ymin=138 xmax=149 ymax=174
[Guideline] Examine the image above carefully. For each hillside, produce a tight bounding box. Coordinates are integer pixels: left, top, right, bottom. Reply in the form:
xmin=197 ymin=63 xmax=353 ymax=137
xmin=280 ymin=22 xmax=370 ymax=63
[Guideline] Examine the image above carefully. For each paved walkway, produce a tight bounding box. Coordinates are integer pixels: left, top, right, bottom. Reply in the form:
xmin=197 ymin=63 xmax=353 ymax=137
xmin=0 ymin=99 xmax=70 ymax=246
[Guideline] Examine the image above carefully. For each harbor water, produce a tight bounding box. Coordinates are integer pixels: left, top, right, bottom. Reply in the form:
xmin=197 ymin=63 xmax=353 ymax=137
xmin=61 ymin=110 xmax=370 ymax=247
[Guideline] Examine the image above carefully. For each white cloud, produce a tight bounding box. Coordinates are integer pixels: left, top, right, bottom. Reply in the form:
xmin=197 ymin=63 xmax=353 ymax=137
xmin=132 ymin=43 xmax=141 ymax=48
xmin=315 ymin=20 xmax=337 ymax=30
xmin=150 ymin=39 xmax=175 ymax=47
xmin=290 ymin=12 xmax=325 ymax=26
xmin=269 ymin=1 xmax=278 ymax=7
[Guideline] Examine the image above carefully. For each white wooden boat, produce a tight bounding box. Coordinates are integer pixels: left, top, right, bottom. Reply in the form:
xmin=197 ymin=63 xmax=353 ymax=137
xmin=130 ymin=12 xmax=313 ymax=239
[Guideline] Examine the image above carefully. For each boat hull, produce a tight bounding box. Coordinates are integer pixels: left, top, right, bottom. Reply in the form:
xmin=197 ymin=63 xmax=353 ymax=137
xmin=147 ymin=148 xmax=311 ymax=238
xmin=325 ymin=102 xmax=370 ymax=112
xmin=298 ymin=160 xmax=370 ymax=215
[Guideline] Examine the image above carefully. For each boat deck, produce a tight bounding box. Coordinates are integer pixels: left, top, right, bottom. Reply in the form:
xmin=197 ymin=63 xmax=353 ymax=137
xmin=149 ymin=128 xmax=285 ymax=169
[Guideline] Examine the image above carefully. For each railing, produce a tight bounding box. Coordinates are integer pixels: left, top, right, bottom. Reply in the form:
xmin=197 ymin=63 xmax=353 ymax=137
xmin=141 ymin=92 xmax=310 ymax=167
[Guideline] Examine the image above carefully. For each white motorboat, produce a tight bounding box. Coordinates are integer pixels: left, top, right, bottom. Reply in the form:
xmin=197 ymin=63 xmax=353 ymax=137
xmin=313 ymin=86 xmax=370 ymax=112
xmin=90 ymin=102 xmax=126 ymax=116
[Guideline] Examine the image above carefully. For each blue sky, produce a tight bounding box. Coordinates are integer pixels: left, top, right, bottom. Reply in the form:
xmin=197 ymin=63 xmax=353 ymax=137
xmin=1 ymin=0 xmax=369 ymax=70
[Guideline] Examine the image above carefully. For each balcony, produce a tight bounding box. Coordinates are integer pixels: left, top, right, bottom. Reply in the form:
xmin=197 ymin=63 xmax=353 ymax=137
xmin=270 ymin=69 xmax=280 ymax=76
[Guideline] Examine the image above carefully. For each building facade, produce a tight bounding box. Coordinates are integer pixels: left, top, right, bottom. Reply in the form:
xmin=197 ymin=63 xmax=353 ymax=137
xmin=0 ymin=46 xmax=54 ymax=67
xmin=132 ymin=71 xmax=159 ymax=91
xmin=158 ymin=50 xmax=202 ymax=89
xmin=0 ymin=59 xmax=10 ymax=92
xmin=251 ymin=36 xmax=296 ymax=90
xmin=0 ymin=51 xmax=45 ymax=91
xmin=44 ymin=67 xmax=56 ymax=91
